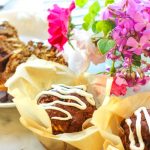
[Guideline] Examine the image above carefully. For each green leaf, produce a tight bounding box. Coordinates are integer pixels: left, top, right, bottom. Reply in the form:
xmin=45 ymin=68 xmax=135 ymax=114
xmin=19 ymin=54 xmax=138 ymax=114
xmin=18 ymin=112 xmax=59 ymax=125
xmin=105 ymin=0 xmax=114 ymax=6
xmin=92 ymin=21 xmax=98 ymax=33
xmin=83 ymin=13 xmax=94 ymax=22
xmin=75 ymin=0 xmax=88 ymax=7
xmin=89 ymin=1 xmax=100 ymax=15
xmin=82 ymin=13 xmax=95 ymax=30
xmin=132 ymin=55 xmax=141 ymax=67
xmin=97 ymin=39 xmax=116 ymax=54
xmin=82 ymin=0 xmax=100 ymax=31
xmin=82 ymin=22 xmax=90 ymax=30
xmin=96 ymin=20 xmax=115 ymax=36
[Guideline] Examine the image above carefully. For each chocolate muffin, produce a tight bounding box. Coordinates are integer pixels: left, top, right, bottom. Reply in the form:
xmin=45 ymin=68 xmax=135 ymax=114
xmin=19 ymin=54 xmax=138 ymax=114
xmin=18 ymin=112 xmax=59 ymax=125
xmin=120 ymin=107 xmax=150 ymax=150
xmin=37 ymin=84 xmax=96 ymax=135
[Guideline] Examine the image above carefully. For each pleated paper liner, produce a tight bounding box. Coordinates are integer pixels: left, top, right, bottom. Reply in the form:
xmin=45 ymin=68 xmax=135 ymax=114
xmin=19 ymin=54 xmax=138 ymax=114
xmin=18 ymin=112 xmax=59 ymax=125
xmin=20 ymin=116 xmax=96 ymax=150
xmin=92 ymin=92 xmax=150 ymax=150
xmin=37 ymin=136 xmax=77 ymax=150
xmin=6 ymin=56 xmax=106 ymax=150
xmin=20 ymin=117 xmax=79 ymax=150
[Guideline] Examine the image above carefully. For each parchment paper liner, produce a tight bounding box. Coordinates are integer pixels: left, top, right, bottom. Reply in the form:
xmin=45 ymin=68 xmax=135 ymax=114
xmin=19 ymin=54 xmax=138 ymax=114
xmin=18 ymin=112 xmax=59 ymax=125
xmin=6 ymin=56 xmax=105 ymax=150
xmin=92 ymin=92 xmax=150 ymax=150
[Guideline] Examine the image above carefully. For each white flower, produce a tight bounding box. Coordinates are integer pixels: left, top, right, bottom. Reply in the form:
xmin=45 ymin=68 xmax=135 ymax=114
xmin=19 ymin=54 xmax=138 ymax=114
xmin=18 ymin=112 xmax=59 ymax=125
xmin=72 ymin=29 xmax=105 ymax=65
xmin=63 ymin=41 xmax=90 ymax=74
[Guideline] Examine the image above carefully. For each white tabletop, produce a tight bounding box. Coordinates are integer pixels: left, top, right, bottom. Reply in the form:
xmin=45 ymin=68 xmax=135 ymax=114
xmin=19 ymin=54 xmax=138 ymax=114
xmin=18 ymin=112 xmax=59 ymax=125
xmin=0 ymin=108 xmax=45 ymax=150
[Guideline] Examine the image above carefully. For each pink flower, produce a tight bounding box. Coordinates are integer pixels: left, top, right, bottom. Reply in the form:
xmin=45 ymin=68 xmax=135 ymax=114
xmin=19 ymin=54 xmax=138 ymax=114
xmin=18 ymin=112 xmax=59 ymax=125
xmin=142 ymin=29 xmax=150 ymax=47
xmin=134 ymin=12 xmax=150 ymax=32
xmin=126 ymin=36 xmax=147 ymax=55
xmin=123 ymin=57 xmax=132 ymax=68
xmin=47 ymin=1 xmax=75 ymax=51
xmin=101 ymin=8 xmax=111 ymax=20
xmin=132 ymin=76 xmax=150 ymax=92
xmin=99 ymin=0 xmax=150 ymax=93
xmin=112 ymin=18 xmax=134 ymax=51
xmin=111 ymin=76 xmax=128 ymax=96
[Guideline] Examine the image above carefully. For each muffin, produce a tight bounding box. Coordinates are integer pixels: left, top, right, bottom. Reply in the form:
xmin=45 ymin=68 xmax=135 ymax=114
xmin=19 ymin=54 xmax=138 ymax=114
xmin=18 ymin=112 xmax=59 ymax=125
xmin=0 ymin=49 xmax=12 ymax=72
xmin=0 ymin=21 xmax=18 ymax=38
xmin=0 ymin=21 xmax=25 ymax=72
xmin=2 ymin=41 xmax=67 ymax=81
xmin=37 ymin=84 xmax=96 ymax=135
xmin=120 ymin=107 xmax=150 ymax=150
xmin=0 ymin=21 xmax=24 ymax=53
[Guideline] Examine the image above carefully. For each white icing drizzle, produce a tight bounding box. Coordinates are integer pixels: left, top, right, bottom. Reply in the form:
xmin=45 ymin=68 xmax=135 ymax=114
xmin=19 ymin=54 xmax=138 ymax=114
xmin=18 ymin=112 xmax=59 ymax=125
xmin=36 ymin=84 xmax=95 ymax=121
xmin=39 ymin=105 xmax=72 ymax=120
xmin=125 ymin=107 xmax=150 ymax=150
xmin=52 ymin=84 xmax=87 ymax=91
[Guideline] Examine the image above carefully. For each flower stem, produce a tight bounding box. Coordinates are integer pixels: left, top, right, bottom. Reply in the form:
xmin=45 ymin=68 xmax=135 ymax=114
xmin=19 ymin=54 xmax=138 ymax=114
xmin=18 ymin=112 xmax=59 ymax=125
xmin=110 ymin=46 xmax=117 ymax=76
xmin=68 ymin=40 xmax=75 ymax=50
xmin=97 ymin=71 xmax=109 ymax=75
xmin=110 ymin=60 xmax=116 ymax=76
xmin=67 ymin=18 xmax=75 ymax=50
xmin=129 ymin=66 xmax=132 ymax=73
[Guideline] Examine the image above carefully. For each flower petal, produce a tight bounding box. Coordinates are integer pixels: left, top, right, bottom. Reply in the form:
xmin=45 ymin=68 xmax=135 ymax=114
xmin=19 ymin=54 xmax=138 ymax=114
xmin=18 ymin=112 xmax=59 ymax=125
xmin=127 ymin=48 xmax=142 ymax=55
xmin=115 ymin=76 xmax=128 ymax=86
xmin=69 ymin=1 xmax=75 ymax=11
xmin=127 ymin=37 xmax=138 ymax=48
xmin=140 ymin=35 xmax=149 ymax=46
xmin=47 ymin=1 xmax=75 ymax=50
xmin=111 ymin=77 xmax=127 ymax=96
xmin=134 ymin=23 xmax=146 ymax=32
xmin=133 ymin=48 xmax=142 ymax=55
xmin=143 ymin=29 xmax=150 ymax=39
xmin=146 ymin=23 xmax=150 ymax=30
xmin=133 ymin=12 xmax=144 ymax=22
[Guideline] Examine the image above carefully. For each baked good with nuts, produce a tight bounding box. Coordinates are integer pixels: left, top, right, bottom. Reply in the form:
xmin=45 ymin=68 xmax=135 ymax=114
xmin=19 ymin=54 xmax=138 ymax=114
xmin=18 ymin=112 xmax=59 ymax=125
xmin=120 ymin=107 xmax=150 ymax=150
xmin=37 ymin=84 xmax=96 ymax=135
xmin=2 ymin=41 xmax=67 ymax=80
